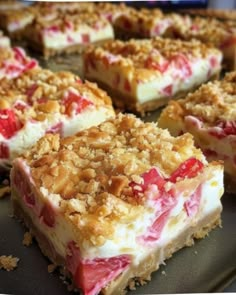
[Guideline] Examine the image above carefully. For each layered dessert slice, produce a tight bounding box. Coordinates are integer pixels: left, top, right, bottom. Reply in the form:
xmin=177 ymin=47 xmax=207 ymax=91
xmin=112 ymin=7 xmax=172 ymax=39
xmin=11 ymin=113 xmax=224 ymax=295
xmin=158 ymin=71 xmax=236 ymax=191
xmin=84 ymin=38 xmax=222 ymax=115
xmin=0 ymin=68 xmax=115 ymax=167
xmin=0 ymin=46 xmax=38 ymax=80
xmin=168 ymin=15 xmax=236 ymax=70
xmin=0 ymin=7 xmax=35 ymax=39
xmin=25 ymin=12 xmax=114 ymax=58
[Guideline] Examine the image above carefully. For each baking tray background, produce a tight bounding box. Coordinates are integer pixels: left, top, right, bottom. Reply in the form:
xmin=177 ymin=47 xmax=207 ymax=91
xmin=0 ymin=51 xmax=236 ymax=294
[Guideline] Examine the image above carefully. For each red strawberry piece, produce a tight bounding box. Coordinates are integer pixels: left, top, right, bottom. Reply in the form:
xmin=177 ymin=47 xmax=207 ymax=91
xmin=63 ymin=91 xmax=93 ymax=116
xmin=123 ymin=18 xmax=132 ymax=29
xmin=0 ymin=142 xmax=9 ymax=159
xmin=203 ymin=149 xmax=218 ymax=158
xmin=81 ymin=34 xmax=90 ymax=44
xmin=162 ymin=84 xmax=173 ymax=96
xmin=14 ymin=100 xmax=29 ymax=111
xmin=67 ymin=35 xmax=74 ymax=43
xmin=46 ymin=25 xmax=59 ymax=33
xmin=172 ymin=54 xmax=192 ymax=78
xmin=0 ymin=109 xmax=22 ymax=139
xmin=13 ymin=47 xmax=26 ymax=63
xmin=184 ymin=184 xmax=202 ymax=217
xmin=23 ymin=59 xmax=38 ymax=71
xmin=46 ymin=122 xmax=63 ymax=136
xmin=40 ymin=202 xmax=55 ymax=227
xmin=130 ymin=168 xmax=166 ymax=198
xmin=209 ymin=56 xmax=218 ymax=68
xmin=220 ymin=36 xmax=236 ymax=49
xmin=145 ymin=57 xmax=169 ymax=73
xmin=169 ymin=158 xmax=204 ymax=183
xmin=66 ymin=242 xmax=131 ymax=295
xmin=25 ymin=84 xmax=38 ymax=104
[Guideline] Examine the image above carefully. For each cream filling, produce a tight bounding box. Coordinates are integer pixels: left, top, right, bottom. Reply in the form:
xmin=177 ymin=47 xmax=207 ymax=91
xmin=12 ymin=162 xmax=223 ymax=266
xmin=0 ymin=36 xmax=10 ymax=47
xmin=0 ymin=106 xmax=114 ymax=161
xmin=42 ymin=24 xmax=114 ymax=49
xmin=85 ymin=54 xmax=222 ymax=104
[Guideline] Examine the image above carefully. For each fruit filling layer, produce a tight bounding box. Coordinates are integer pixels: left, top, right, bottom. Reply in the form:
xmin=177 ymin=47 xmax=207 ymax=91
xmin=11 ymin=114 xmax=223 ymax=295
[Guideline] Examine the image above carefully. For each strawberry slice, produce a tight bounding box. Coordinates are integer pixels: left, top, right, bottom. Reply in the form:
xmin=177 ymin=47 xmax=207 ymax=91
xmin=130 ymin=168 xmax=166 ymax=198
xmin=169 ymin=158 xmax=204 ymax=183
xmin=63 ymin=91 xmax=93 ymax=116
xmin=0 ymin=142 xmax=9 ymax=159
xmin=184 ymin=184 xmax=202 ymax=217
xmin=172 ymin=54 xmax=192 ymax=79
xmin=40 ymin=202 xmax=55 ymax=227
xmin=81 ymin=34 xmax=90 ymax=44
xmin=66 ymin=242 xmax=131 ymax=295
xmin=46 ymin=122 xmax=63 ymax=135
xmin=209 ymin=120 xmax=236 ymax=139
xmin=162 ymin=84 xmax=173 ymax=96
xmin=145 ymin=57 xmax=169 ymax=73
xmin=0 ymin=109 xmax=22 ymax=139
xmin=13 ymin=47 xmax=27 ymax=63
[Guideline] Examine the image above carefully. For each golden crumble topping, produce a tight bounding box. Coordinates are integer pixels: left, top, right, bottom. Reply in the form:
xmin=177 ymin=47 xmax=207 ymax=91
xmin=171 ymin=14 xmax=236 ymax=47
xmin=18 ymin=114 xmax=209 ymax=245
xmin=0 ymin=255 xmax=19 ymax=271
xmin=0 ymin=68 xmax=113 ymax=123
xmin=0 ymin=6 xmax=34 ymax=22
xmin=22 ymin=231 xmax=33 ymax=247
xmin=162 ymin=71 xmax=236 ymax=124
xmin=85 ymin=38 xmax=221 ymax=81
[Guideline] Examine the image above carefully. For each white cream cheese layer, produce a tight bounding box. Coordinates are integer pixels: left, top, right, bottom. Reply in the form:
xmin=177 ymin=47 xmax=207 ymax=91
xmin=42 ymin=24 xmax=114 ymax=50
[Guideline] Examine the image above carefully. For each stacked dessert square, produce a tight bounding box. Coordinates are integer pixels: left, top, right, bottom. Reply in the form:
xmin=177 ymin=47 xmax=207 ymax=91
xmin=158 ymin=71 xmax=236 ymax=192
xmin=0 ymin=2 xmax=231 ymax=294
xmin=84 ymin=37 xmax=222 ymax=115
xmin=11 ymin=114 xmax=224 ymax=295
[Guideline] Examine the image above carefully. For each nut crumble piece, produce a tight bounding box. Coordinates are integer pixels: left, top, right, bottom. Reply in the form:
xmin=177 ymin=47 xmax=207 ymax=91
xmin=0 ymin=255 xmax=19 ymax=271
xmin=23 ymin=231 xmax=33 ymax=247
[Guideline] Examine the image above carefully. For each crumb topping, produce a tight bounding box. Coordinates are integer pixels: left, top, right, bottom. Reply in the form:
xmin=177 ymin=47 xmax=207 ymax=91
xmin=0 ymin=255 xmax=19 ymax=271
xmin=165 ymin=71 xmax=236 ymax=123
xmin=22 ymin=231 xmax=33 ymax=246
xmin=0 ymin=68 xmax=113 ymax=123
xmin=85 ymin=37 xmax=221 ymax=81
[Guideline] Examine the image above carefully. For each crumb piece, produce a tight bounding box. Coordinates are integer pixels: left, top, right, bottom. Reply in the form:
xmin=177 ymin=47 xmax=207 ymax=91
xmin=0 ymin=186 xmax=11 ymax=198
xmin=128 ymin=280 xmax=136 ymax=290
xmin=161 ymin=270 xmax=167 ymax=276
xmin=22 ymin=231 xmax=33 ymax=246
xmin=0 ymin=255 xmax=19 ymax=271
xmin=48 ymin=263 xmax=57 ymax=273
xmin=194 ymin=250 xmax=198 ymax=255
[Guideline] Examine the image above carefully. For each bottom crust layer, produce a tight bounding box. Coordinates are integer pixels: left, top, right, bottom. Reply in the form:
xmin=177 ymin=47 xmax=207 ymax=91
xmin=12 ymin=192 xmax=222 ymax=295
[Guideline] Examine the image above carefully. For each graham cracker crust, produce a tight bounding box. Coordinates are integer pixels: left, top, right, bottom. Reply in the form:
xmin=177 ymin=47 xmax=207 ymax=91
xmin=12 ymin=188 xmax=222 ymax=295
xmin=28 ymin=38 xmax=113 ymax=59
xmin=85 ymin=74 xmax=220 ymax=117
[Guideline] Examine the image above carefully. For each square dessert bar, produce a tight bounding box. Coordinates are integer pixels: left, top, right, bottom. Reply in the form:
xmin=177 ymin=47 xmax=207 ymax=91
xmin=0 ymin=68 xmax=115 ymax=166
xmin=0 ymin=46 xmax=38 ymax=80
xmin=168 ymin=15 xmax=236 ymax=70
xmin=11 ymin=114 xmax=223 ymax=295
xmin=158 ymin=71 xmax=236 ymax=192
xmin=111 ymin=7 xmax=172 ymax=38
xmin=0 ymin=7 xmax=35 ymax=39
xmin=84 ymin=38 xmax=222 ymax=115
xmin=25 ymin=11 xmax=114 ymax=58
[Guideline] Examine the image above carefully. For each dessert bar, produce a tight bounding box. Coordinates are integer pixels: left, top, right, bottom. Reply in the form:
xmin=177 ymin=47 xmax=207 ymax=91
xmin=158 ymin=71 xmax=236 ymax=191
xmin=0 ymin=46 xmax=38 ymax=80
xmin=84 ymin=37 xmax=222 ymax=115
xmin=168 ymin=15 xmax=236 ymax=70
xmin=0 ymin=0 xmax=25 ymax=11
xmin=0 ymin=68 xmax=115 ymax=166
xmin=11 ymin=113 xmax=224 ymax=295
xmin=25 ymin=12 xmax=114 ymax=58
